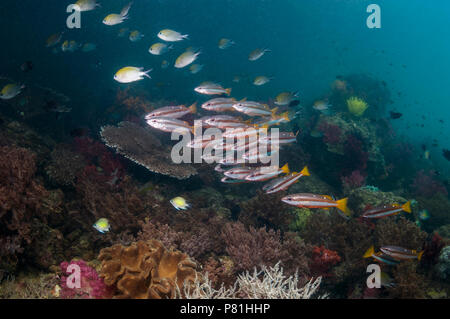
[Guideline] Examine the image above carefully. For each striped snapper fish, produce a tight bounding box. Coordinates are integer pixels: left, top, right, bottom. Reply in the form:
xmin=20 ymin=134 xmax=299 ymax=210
xmin=363 ymin=246 xmax=401 ymax=265
xmin=195 ymin=82 xmax=231 ymax=96
xmin=263 ymin=166 xmax=310 ymax=194
xmin=232 ymin=101 xmax=278 ymax=117
xmin=223 ymin=167 xmax=255 ymax=180
xmin=221 ymin=176 xmax=250 ymax=184
xmin=245 ymin=163 xmax=290 ymax=182
xmin=243 ymin=149 xmax=279 ymax=162
xmin=145 ymin=103 xmax=196 ymax=119
xmin=146 ymin=117 xmax=193 ymax=133
xmin=380 ymin=246 xmax=424 ymax=261
xmin=201 ymin=98 xmax=238 ymax=112
xmin=259 ymin=131 xmax=298 ymax=145
xmin=361 ymin=201 xmax=411 ymax=219
xmin=204 ymin=115 xmax=250 ymax=129
xmin=281 ymin=193 xmax=350 ymax=215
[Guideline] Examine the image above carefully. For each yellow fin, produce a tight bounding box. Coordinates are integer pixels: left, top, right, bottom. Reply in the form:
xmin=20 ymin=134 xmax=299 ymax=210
xmin=189 ymin=102 xmax=197 ymax=114
xmin=271 ymin=107 xmax=278 ymax=116
xmin=240 ymin=97 xmax=247 ymax=102
xmin=281 ymin=163 xmax=290 ymax=174
xmin=336 ymin=197 xmax=349 ymax=215
xmin=402 ymin=201 xmax=412 ymax=213
xmin=280 ymin=111 xmax=290 ymax=122
xmin=225 ymin=88 xmax=232 ymax=96
xmin=300 ymin=166 xmax=310 ymax=176
xmin=417 ymin=250 xmax=424 ymax=261
xmin=363 ymin=245 xmax=375 ymax=258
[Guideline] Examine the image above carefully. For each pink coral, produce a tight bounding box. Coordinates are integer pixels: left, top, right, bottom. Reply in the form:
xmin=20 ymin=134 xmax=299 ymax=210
xmin=60 ymin=260 xmax=114 ymax=299
xmin=310 ymin=246 xmax=341 ymax=277
xmin=411 ymin=170 xmax=448 ymax=197
xmin=317 ymin=121 xmax=342 ymax=145
xmin=341 ymin=170 xmax=367 ymax=190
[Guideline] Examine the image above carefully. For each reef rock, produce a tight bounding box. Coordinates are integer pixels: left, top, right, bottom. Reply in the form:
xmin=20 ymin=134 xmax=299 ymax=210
xmin=435 ymin=246 xmax=450 ymax=280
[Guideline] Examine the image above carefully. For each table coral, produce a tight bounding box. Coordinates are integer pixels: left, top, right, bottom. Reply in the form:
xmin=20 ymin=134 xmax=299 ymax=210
xmin=100 ymin=121 xmax=197 ymax=180
xmin=98 ymin=240 xmax=198 ymax=299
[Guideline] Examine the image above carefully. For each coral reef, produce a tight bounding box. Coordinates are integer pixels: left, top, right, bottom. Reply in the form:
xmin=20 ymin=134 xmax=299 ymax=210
xmin=60 ymin=260 xmax=114 ymax=299
xmin=221 ymin=222 xmax=310 ymax=278
xmin=309 ymin=246 xmax=341 ymax=277
xmin=100 ymin=121 xmax=197 ymax=180
xmin=184 ymin=262 xmax=325 ymax=299
xmin=98 ymin=240 xmax=198 ymax=299
xmin=434 ymin=246 xmax=450 ymax=280
xmin=45 ymin=145 xmax=85 ymax=186
xmin=0 ymin=146 xmax=51 ymax=273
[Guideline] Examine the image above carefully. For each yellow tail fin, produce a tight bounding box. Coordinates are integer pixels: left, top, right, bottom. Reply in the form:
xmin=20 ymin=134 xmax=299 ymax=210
xmin=225 ymin=88 xmax=232 ymax=96
xmin=281 ymin=163 xmax=290 ymax=174
xmin=336 ymin=197 xmax=349 ymax=215
xmin=189 ymin=102 xmax=197 ymax=114
xmin=271 ymin=107 xmax=278 ymax=116
xmin=363 ymin=245 xmax=375 ymax=258
xmin=402 ymin=201 xmax=412 ymax=213
xmin=300 ymin=166 xmax=310 ymax=176
xmin=280 ymin=111 xmax=290 ymax=122
xmin=417 ymin=250 xmax=424 ymax=261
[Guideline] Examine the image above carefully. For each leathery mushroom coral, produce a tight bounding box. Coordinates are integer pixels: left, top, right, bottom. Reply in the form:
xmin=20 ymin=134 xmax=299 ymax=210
xmin=98 ymin=240 xmax=198 ymax=299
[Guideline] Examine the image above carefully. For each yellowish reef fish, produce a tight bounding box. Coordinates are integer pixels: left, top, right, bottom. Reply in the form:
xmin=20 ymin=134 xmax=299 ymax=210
xmin=93 ymin=218 xmax=110 ymax=233
xmin=117 ymin=27 xmax=129 ymax=37
xmin=129 ymin=30 xmax=144 ymax=42
xmin=0 ymin=83 xmax=25 ymax=100
xmin=46 ymin=32 xmax=64 ymax=47
xmin=74 ymin=0 xmax=100 ymax=12
xmin=103 ymin=2 xmax=133 ymax=26
xmin=189 ymin=63 xmax=204 ymax=74
xmin=61 ymin=40 xmax=80 ymax=52
xmin=158 ymin=29 xmax=189 ymax=42
xmin=218 ymin=38 xmax=235 ymax=49
xmin=170 ymin=196 xmax=190 ymax=210
xmin=275 ymin=91 xmax=299 ymax=106
xmin=114 ymin=66 xmax=152 ymax=83
xmin=149 ymin=42 xmax=173 ymax=55
xmin=249 ymin=48 xmax=270 ymax=61
xmin=253 ymin=76 xmax=273 ymax=86
xmin=175 ymin=49 xmax=201 ymax=68
xmin=313 ymin=99 xmax=332 ymax=112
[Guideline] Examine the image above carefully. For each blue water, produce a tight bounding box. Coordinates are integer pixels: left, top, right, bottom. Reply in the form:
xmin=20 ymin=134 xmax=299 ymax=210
xmin=1 ymin=0 xmax=449 ymax=172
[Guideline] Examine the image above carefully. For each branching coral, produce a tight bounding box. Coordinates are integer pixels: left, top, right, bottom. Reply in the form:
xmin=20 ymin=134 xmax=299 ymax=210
xmin=183 ymin=262 xmax=325 ymax=299
xmin=221 ymin=222 xmax=310 ymax=278
xmin=98 ymin=240 xmax=198 ymax=299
